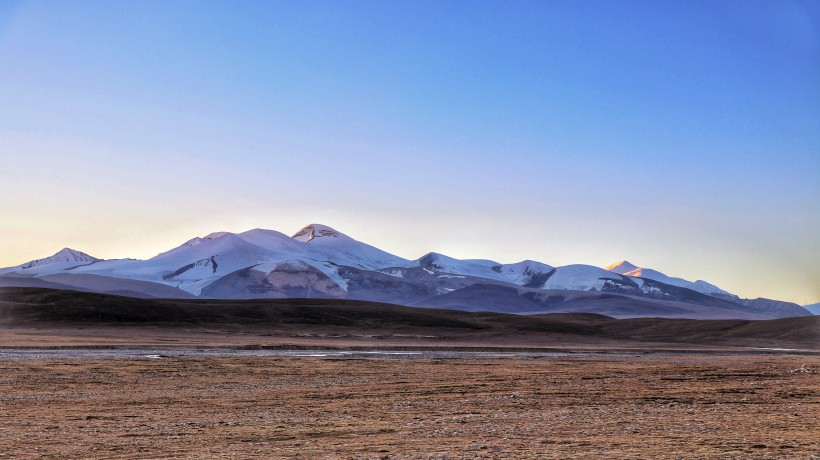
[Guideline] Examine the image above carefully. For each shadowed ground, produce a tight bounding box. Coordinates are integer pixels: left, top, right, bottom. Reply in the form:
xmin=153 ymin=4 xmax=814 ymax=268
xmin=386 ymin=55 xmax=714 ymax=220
xmin=1 ymin=287 xmax=818 ymax=351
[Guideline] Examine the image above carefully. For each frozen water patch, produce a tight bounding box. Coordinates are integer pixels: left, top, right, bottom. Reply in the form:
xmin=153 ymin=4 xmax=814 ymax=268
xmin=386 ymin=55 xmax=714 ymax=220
xmin=361 ymin=351 xmax=423 ymax=355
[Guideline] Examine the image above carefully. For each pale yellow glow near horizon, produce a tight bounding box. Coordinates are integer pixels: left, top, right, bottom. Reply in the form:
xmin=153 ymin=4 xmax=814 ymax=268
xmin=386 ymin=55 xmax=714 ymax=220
xmin=1 ymin=214 xmax=818 ymax=306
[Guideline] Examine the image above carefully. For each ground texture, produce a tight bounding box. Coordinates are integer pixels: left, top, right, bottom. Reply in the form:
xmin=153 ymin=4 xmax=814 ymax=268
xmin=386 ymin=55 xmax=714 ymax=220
xmin=0 ymin=354 xmax=817 ymax=459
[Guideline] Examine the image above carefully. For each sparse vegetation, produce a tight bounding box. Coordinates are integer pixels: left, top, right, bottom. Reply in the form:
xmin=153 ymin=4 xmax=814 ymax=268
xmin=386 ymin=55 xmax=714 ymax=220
xmin=0 ymin=355 xmax=816 ymax=458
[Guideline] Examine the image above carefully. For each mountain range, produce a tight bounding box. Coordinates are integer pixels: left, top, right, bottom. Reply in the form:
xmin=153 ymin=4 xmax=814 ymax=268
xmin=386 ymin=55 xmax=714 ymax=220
xmin=0 ymin=224 xmax=811 ymax=320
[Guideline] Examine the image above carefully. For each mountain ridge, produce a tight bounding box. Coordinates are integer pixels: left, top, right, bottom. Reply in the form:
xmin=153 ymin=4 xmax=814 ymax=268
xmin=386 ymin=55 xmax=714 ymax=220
xmin=0 ymin=224 xmax=811 ymax=320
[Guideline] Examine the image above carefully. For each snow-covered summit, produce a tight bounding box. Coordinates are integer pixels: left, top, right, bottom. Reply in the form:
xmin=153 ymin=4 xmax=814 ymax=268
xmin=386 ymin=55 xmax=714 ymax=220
xmin=21 ymin=248 xmax=99 ymax=268
xmin=151 ymin=232 xmax=263 ymax=263
xmin=0 ymin=247 xmax=100 ymax=276
xmin=169 ymin=231 xmax=234 ymax=252
xmin=237 ymin=228 xmax=303 ymax=255
xmin=415 ymin=253 xmax=556 ymax=287
xmin=291 ymin=224 xmax=411 ymax=270
xmin=292 ymin=224 xmax=342 ymax=243
xmin=604 ymin=261 xmax=733 ymax=297
xmin=417 ymin=252 xmax=496 ymax=274
xmin=604 ymin=260 xmax=639 ymax=275
xmin=544 ymin=264 xmax=621 ymax=291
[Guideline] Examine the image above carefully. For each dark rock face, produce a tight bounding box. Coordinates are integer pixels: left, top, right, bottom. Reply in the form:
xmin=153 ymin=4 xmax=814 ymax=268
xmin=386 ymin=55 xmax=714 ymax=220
xmin=417 ymin=253 xmax=443 ymax=271
xmin=523 ymin=268 xmax=555 ymax=288
xmin=201 ymin=263 xmax=345 ymax=299
xmin=337 ymin=267 xmax=438 ymax=305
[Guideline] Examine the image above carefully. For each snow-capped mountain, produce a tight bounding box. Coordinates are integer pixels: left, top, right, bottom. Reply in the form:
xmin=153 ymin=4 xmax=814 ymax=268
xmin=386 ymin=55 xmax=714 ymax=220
xmin=414 ymin=252 xmax=555 ymax=287
xmin=0 ymin=224 xmax=811 ymax=320
xmin=292 ymin=224 xmax=413 ymax=270
xmin=0 ymin=248 xmax=100 ymax=275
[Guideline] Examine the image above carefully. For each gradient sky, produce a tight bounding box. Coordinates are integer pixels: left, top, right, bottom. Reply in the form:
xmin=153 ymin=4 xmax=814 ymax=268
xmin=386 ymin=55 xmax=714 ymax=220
xmin=0 ymin=0 xmax=818 ymax=304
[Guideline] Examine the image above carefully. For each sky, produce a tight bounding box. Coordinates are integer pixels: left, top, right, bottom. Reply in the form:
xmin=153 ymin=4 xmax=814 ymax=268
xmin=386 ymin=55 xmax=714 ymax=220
xmin=0 ymin=0 xmax=818 ymax=304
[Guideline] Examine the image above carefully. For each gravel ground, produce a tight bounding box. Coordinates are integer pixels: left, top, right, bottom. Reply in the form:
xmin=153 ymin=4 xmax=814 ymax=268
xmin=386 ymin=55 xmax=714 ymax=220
xmin=0 ymin=354 xmax=817 ymax=459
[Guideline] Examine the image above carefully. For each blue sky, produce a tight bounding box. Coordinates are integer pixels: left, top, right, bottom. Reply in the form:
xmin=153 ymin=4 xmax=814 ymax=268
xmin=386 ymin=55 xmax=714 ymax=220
xmin=0 ymin=0 xmax=818 ymax=303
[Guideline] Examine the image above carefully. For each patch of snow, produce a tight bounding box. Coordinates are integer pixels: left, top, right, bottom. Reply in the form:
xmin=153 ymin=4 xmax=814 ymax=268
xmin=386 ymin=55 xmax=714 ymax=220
xmin=543 ymin=264 xmax=619 ymax=291
xmin=381 ymin=269 xmax=405 ymax=278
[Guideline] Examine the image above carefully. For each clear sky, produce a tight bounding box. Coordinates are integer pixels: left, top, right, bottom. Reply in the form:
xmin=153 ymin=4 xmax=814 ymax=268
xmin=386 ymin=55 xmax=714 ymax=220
xmin=0 ymin=0 xmax=818 ymax=304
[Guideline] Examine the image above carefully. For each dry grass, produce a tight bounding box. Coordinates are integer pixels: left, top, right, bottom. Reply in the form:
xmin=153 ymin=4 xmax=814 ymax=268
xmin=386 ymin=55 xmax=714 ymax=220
xmin=0 ymin=355 xmax=817 ymax=459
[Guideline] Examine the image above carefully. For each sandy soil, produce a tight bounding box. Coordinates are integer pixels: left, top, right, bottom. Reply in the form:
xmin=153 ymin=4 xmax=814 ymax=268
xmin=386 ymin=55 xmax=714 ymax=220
xmin=1 ymin=354 xmax=817 ymax=459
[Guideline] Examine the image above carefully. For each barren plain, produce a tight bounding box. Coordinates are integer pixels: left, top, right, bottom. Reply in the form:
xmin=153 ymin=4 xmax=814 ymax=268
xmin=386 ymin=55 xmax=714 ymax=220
xmin=1 ymin=288 xmax=818 ymax=458
xmin=0 ymin=354 xmax=817 ymax=459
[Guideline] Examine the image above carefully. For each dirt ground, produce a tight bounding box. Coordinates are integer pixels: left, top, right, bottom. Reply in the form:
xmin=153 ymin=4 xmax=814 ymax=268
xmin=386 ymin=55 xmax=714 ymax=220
xmin=0 ymin=354 xmax=817 ymax=459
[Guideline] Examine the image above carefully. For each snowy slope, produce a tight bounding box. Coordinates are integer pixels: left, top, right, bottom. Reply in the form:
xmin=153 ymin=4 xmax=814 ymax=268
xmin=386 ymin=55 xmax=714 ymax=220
xmin=236 ymin=228 xmax=304 ymax=256
xmin=63 ymin=225 xmax=411 ymax=295
xmin=417 ymin=252 xmax=499 ymax=277
xmin=291 ymin=224 xmax=412 ymax=270
xmin=153 ymin=231 xmax=231 ymax=257
xmin=64 ymin=233 xmax=275 ymax=295
xmin=544 ymin=264 xmax=624 ymax=291
xmin=0 ymin=248 xmax=100 ymax=275
xmin=605 ymin=261 xmax=732 ymax=297
xmin=0 ymin=225 xmax=411 ymax=296
xmin=604 ymin=260 xmax=639 ymax=275
xmin=416 ymin=252 xmax=555 ymax=288
xmin=496 ymin=260 xmax=556 ymax=287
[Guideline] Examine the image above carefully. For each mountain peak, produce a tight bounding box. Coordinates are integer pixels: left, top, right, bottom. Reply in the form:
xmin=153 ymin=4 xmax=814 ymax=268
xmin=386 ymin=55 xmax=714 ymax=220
xmin=20 ymin=247 xmax=99 ymax=269
xmin=50 ymin=248 xmax=98 ymax=262
xmin=292 ymin=224 xmax=342 ymax=243
xmin=604 ymin=260 xmax=639 ymax=274
xmin=178 ymin=231 xmax=233 ymax=248
xmin=204 ymin=231 xmax=231 ymax=240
